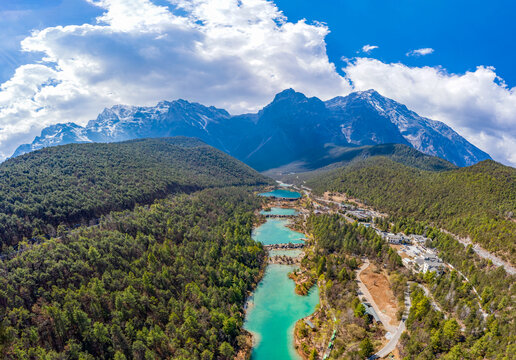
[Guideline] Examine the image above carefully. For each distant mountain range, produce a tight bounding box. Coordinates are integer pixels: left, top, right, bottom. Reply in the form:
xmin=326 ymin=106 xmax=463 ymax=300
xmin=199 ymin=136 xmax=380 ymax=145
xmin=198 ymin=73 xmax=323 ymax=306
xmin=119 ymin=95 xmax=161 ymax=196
xmin=12 ymin=89 xmax=491 ymax=170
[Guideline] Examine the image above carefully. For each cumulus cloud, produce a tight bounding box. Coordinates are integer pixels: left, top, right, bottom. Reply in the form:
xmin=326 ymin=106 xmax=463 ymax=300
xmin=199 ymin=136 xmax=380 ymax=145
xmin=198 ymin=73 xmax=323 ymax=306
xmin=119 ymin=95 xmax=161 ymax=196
xmin=344 ymin=58 xmax=516 ymax=166
xmin=406 ymin=47 xmax=434 ymax=56
xmin=361 ymin=44 xmax=378 ymax=53
xmin=0 ymin=0 xmax=350 ymax=159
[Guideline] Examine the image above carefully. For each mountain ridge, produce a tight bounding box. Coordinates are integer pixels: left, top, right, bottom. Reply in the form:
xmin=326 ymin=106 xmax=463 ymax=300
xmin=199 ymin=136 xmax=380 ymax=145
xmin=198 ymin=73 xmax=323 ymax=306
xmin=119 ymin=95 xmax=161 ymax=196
xmin=12 ymin=89 xmax=491 ymax=169
xmin=265 ymin=142 xmax=457 ymax=180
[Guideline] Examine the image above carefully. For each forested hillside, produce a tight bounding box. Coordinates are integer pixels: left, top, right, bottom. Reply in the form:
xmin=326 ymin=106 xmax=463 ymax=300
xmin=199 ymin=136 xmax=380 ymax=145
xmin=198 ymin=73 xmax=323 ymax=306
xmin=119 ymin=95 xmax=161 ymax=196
xmin=0 ymin=137 xmax=271 ymax=249
xmin=318 ymin=143 xmax=457 ymax=172
xmin=273 ymin=143 xmax=456 ymax=180
xmin=0 ymin=188 xmax=266 ymax=359
xmin=307 ymin=158 xmax=516 ymax=263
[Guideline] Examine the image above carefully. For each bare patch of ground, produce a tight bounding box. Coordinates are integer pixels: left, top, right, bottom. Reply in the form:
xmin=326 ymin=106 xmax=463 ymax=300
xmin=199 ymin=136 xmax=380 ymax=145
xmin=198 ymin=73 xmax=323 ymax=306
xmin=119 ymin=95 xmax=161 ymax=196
xmin=323 ymin=191 xmax=389 ymax=217
xmin=359 ymin=264 xmax=399 ymax=328
xmin=390 ymin=244 xmax=410 ymax=259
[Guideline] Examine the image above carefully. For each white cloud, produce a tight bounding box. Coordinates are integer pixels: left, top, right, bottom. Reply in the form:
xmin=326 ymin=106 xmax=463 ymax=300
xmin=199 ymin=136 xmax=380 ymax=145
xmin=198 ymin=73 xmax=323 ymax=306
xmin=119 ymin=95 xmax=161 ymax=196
xmin=406 ymin=47 xmax=434 ymax=56
xmin=344 ymin=58 xmax=516 ymax=166
xmin=0 ymin=0 xmax=350 ymax=159
xmin=361 ymin=44 xmax=378 ymax=53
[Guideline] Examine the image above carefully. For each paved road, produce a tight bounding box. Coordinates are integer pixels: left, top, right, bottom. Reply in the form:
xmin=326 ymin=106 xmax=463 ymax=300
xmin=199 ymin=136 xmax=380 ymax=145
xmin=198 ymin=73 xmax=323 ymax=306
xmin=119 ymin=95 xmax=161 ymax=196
xmin=441 ymin=229 xmax=516 ymax=275
xmin=370 ymin=285 xmax=411 ymax=359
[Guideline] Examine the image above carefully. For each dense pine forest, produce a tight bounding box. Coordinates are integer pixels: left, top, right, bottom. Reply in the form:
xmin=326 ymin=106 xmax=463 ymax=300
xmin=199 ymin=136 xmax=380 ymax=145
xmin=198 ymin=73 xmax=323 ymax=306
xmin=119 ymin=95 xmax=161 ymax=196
xmin=0 ymin=188 xmax=266 ymax=359
xmin=310 ymin=143 xmax=458 ymax=172
xmin=305 ymin=214 xmax=515 ymax=359
xmin=0 ymin=137 xmax=271 ymax=250
xmin=275 ymin=143 xmax=457 ymax=182
xmin=307 ymin=157 xmax=516 ymax=263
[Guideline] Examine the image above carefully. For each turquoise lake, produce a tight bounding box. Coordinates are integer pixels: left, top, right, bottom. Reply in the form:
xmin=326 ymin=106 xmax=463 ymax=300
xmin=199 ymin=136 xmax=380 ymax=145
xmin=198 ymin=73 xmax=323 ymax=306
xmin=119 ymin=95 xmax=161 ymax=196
xmin=258 ymin=189 xmax=302 ymax=199
xmin=244 ymin=264 xmax=319 ymax=360
xmin=252 ymin=219 xmax=305 ymax=245
xmin=260 ymin=207 xmax=298 ymax=216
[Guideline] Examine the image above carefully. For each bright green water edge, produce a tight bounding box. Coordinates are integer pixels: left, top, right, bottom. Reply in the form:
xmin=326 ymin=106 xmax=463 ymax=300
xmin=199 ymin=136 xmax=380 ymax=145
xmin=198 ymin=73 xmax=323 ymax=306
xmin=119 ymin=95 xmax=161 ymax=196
xmin=258 ymin=189 xmax=302 ymax=199
xmin=260 ymin=207 xmax=299 ymax=216
xmin=252 ymin=219 xmax=305 ymax=245
xmin=244 ymin=264 xmax=319 ymax=360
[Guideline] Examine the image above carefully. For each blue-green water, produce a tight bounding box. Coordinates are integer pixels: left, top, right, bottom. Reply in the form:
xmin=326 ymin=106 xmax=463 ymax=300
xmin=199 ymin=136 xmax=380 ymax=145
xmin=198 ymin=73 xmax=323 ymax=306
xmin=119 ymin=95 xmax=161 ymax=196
xmin=244 ymin=264 xmax=319 ymax=360
xmin=258 ymin=189 xmax=302 ymax=199
xmin=260 ymin=207 xmax=298 ymax=216
xmin=252 ymin=219 xmax=305 ymax=245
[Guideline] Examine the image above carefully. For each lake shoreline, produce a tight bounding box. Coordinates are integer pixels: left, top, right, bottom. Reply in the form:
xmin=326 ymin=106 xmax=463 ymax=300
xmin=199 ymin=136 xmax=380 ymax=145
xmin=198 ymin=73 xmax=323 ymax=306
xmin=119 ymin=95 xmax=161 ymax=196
xmin=244 ymin=194 xmax=319 ymax=360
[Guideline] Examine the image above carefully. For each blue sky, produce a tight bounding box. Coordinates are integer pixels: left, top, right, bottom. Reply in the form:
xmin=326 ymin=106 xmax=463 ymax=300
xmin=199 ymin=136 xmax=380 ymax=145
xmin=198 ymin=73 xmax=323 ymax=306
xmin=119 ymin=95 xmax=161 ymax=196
xmin=0 ymin=0 xmax=101 ymax=83
xmin=0 ymin=0 xmax=515 ymax=166
xmin=276 ymin=0 xmax=516 ymax=87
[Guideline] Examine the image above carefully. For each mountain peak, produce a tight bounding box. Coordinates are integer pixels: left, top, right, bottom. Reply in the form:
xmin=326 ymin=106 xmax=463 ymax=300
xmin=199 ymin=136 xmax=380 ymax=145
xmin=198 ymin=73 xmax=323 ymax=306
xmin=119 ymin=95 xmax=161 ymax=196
xmin=357 ymin=88 xmax=380 ymax=96
xmin=271 ymin=88 xmax=307 ymax=103
xmin=349 ymin=89 xmax=385 ymax=102
xmin=265 ymin=89 xmax=326 ymax=113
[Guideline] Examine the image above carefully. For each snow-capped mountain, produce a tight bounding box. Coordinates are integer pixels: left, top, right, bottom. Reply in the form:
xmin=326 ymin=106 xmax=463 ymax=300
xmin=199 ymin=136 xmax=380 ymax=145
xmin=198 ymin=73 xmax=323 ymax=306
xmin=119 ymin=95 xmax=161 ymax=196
xmin=12 ymin=89 xmax=491 ymax=170
xmin=85 ymin=100 xmax=231 ymax=143
xmin=12 ymin=123 xmax=91 ymax=158
xmin=325 ymin=89 xmax=489 ymax=167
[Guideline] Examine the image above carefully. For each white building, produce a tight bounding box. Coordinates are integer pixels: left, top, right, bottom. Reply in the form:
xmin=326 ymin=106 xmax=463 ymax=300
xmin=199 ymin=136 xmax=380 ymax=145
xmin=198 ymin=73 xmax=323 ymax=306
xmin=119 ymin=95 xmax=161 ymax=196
xmin=415 ymin=254 xmax=443 ymax=274
xmin=385 ymin=233 xmax=409 ymax=244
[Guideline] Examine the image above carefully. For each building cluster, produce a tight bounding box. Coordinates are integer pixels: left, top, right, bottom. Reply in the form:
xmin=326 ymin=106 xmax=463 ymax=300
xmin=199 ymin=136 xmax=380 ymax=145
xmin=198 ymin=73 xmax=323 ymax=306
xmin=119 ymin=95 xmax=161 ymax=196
xmin=378 ymin=231 xmax=411 ymax=245
xmin=375 ymin=229 xmax=444 ymax=274
xmin=400 ymin=245 xmax=444 ymax=274
xmin=313 ymin=193 xmax=446 ymax=276
xmin=415 ymin=254 xmax=444 ymax=274
xmin=410 ymin=234 xmax=428 ymax=244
